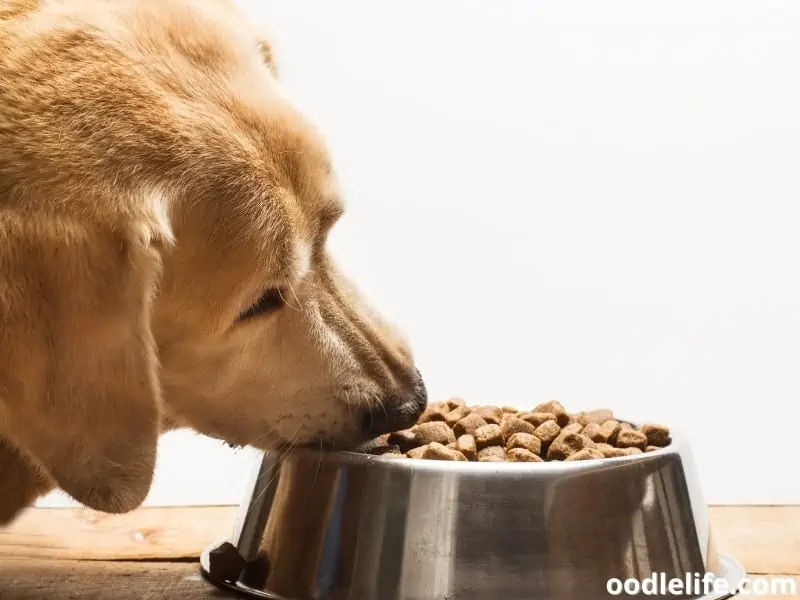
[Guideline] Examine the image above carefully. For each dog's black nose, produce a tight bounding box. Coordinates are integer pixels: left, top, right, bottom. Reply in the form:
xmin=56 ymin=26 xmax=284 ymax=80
xmin=361 ymin=371 xmax=428 ymax=437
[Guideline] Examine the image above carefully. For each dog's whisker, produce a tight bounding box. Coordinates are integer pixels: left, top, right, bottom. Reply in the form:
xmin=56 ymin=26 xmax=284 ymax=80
xmin=278 ymin=286 xmax=302 ymax=312
xmin=312 ymin=437 xmax=323 ymax=488
xmin=285 ymin=280 xmax=304 ymax=312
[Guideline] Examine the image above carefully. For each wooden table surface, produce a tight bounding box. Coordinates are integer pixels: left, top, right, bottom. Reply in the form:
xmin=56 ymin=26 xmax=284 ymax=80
xmin=1 ymin=506 xmax=797 ymax=599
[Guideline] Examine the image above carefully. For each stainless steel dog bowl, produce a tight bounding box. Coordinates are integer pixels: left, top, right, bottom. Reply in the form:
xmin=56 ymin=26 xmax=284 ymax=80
xmin=200 ymin=427 xmax=744 ymax=600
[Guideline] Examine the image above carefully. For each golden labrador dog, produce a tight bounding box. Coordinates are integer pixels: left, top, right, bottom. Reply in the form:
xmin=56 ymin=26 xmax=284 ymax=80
xmin=0 ymin=0 xmax=427 ymax=524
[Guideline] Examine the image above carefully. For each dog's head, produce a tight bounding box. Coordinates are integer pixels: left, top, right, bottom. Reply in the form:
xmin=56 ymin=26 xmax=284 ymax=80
xmin=0 ymin=0 xmax=426 ymax=514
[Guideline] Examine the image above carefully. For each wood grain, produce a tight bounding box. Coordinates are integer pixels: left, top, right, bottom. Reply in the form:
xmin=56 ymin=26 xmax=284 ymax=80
xmin=0 ymin=558 xmax=796 ymax=600
xmin=0 ymin=505 xmax=797 ymax=576
xmin=0 ymin=558 xmax=236 ymax=600
xmin=0 ymin=506 xmax=236 ymax=560
xmin=710 ymin=506 xmax=800 ymax=576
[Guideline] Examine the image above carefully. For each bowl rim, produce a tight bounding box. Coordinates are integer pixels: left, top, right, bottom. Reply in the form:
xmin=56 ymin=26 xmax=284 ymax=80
xmin=271 ymin=420 xmax=688 ymax=475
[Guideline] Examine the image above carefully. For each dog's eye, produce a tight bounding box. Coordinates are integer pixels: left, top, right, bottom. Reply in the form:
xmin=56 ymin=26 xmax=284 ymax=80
xmin=238 ymin=288 xmax=284 ymax=321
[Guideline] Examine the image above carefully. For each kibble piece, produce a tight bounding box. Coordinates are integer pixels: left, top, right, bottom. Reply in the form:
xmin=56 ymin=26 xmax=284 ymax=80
xmin=640 ymin=424 xmax=671 ymax=447
xmin=407 ymin=445 xmax=429 ymax=459
xmin=593 ymin=442 xmax=614 ymax=452
xmin=445 ymin=405 xmax=472 ymax=427
xmin=506 ymin=432 xmax=542 ymax=456
xmin=625 ymin=447 xmax=643 ymax=455
xmin=388 ymin=429 xmax=417 ymax=452
xmin=445 ymin=397 xmax=467 ymax=410
xmin=599 ymin=420 xmax=622 ymax=445
xmin=453 ymin=413 xmax=488 ymax=437
xmin=473 ymin=406 xmax=503 ymax=425
xmin=581 ymin=422 xmax=603 ymax=443
xmin=364 ymin=444 xmax=402 ymax=456
xmin=565 ymin=448 xmax=605 ymax=461
xmin=547 ymin=433 xmax=593 ymax=461
xmin=418 ymin=402 xmax=450 ymax=424
xmin=576 ymin=409 xmax=615 ymax=426
xmin=415 ymin=421 xmax=457 ymax=446
xmin=456 ymin=435 xmax=478 ymax=461
xmin=600 ymin=446 xmax=628 ymax=458
xmin=502 ymin=406 xmax=520 ymax=414
xmin=477 ymin=446 xmax=506 ymax=462
xmin=422 ymin=442 xmax=468 ymax=461
xmin=562 ymin=423 xmax=584 ymax=435
xmin=500 ymin=416 xmax=537 ymax=442
xmin=619 ymin=422 xmax=634 ymax=431
xmin=474 ymin=424 xmax=503 ymax=449
xmin=507 ymin=448 xmax=543 ymax=462
xmin=534 ymin=420 xmax=561 ymax=446
xmin=446 ymin=442 xmax=457 ymax=450
xmin=532 ymin=401 xmax=570 ymax=427
xmin=616 ymin=429 xmax=647 ymax=450
xmin=520 ymin=412 xmax=558 ymax=427
xmin=645 ymin=446 xmax=661 ymax=453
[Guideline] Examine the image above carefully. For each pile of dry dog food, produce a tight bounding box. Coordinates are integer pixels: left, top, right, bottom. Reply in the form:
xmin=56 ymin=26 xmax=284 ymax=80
xmin=359 ymin=399 xmax=671 ymax=462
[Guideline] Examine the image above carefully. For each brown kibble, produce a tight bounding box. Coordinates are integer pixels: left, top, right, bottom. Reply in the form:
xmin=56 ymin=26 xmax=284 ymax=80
xmin=456 ymin=435 xmax=478 ymax=461
xmin=532 ymin=401 xmax=570 ymax=427
xmin=473 ymin=405 xmax=503 ymax=425
xmin=387 ymin=429 xmax=417 ymax=452
xmin=507 ymin=448 xmax=543 ymax=462
xmin=616 ymin=429 xmax=648 ymax=450
xmin=477 ymin=446 xmax=505 ymax=462
xmin=641 ymin=424 xmax=671 ymax=447
xmin=565 ymin=448 xmax=605 ymax=461
xmin=500 ymin=416 xmax=537 ymax=442
xmin=534 ymin=420 xmax=561 ymax=446
xmin=359 ymin=397 xmax=670 ymax=463
xmin=599 ymin=420 xmax=622 ymax=445
xmin=576 ymin=409 xmax=615 ymax=426
xmin=407 ymin=445 xmax=429 ymax=459
xmin=418 ymin=402 xmax=450 ymax=424
xmin=474 ymin=424 xmax=503 ymax=449
xmin=415 ymin=421 xmax=456 ymax=446
xmin=520 ymin=412 xmax=558 ymax=427
xmin=600 ymin=447 xmax=627 ymax=458
xmin=506 ymin=432 xmax=542 ymax=456
xmin=599 ymin=446 xmax=639 ymax=458
xmin=422 ymin=442 xmax=468 ymax=461
xmin=453 ymin=413 xmax=488 ymax=437
xmin=363 ymin=444 xmax=402 ymax=456
xmin=445 ymin=405 xmax=472 ymax=427
xmin=547 ymin=433 xmax=593 ymax=461
xmin=581 ymin=422 xmax=603 ymax=442
xmin=445 ymin=397 xmax=467 ymax=410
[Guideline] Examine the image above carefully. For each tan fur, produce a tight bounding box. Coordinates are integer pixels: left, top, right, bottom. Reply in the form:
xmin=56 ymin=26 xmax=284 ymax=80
xmin=0 ymin=0 xmax=425 ymax=523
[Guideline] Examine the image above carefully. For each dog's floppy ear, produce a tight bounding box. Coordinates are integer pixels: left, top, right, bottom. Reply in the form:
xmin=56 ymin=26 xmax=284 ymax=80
xmin=0 ymin=202 xmax=169 ymax=513
xmin=0 ymin=437 xmax=55 ymax=524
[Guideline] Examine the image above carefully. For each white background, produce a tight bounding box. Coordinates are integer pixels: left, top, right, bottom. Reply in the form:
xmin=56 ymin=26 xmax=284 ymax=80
xmin=40 ymin=0 xmax=800 ymax=508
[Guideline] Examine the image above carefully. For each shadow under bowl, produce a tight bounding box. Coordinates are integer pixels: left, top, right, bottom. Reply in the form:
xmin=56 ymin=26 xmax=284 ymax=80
xmin=200 ymin=428 xmax=744 ymax=600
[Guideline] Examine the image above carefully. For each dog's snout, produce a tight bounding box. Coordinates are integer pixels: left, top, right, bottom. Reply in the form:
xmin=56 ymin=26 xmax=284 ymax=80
xmin=361 ymin=370 xmax=428 ymax=437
